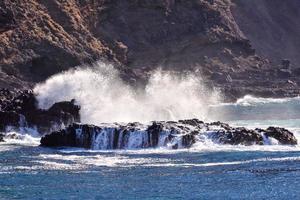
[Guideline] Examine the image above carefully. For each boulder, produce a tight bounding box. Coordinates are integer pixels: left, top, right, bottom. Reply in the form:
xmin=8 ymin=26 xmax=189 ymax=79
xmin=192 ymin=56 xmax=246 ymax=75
xmin=0 ymin=111 xmax=20 ymax=132
xmin=265 ymin=127 xmax=297 ymax=145
xmin=210 ymin=128 xmax=263 ymax=145
xmin=0 ymin=133 xmax=4 ymax=142
xmin=0 ymin=89 xmax=80 ymax=134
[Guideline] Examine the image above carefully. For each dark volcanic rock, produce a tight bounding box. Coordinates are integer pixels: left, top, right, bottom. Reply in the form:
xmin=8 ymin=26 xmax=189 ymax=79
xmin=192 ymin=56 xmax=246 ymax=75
xmin=40 ymin=129 xmax=76 ymax=147
xmin=265 ymin=127 xmax=297 ymax=145
xmin=0 ymin=133 xmax=4 ymax=142
xmin=40 ymin=119 xmax=297 ymax=149
xmin=210 ymin=128 xmax=264 ymax=146
xmin=0 ymin=111 xmax=20 ymax=131
xmin=0 ymin=89 xmax=80 ymax=134
xmin=147 ymin=122 xmax=164 ymax=147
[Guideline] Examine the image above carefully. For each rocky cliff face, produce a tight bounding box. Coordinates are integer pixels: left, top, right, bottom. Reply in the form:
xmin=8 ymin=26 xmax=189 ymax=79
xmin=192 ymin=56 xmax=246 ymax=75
xmin=232 ymin=0 xmax=300 ymax=67
xmin=0 ymin=0 xmax=300 ymax=100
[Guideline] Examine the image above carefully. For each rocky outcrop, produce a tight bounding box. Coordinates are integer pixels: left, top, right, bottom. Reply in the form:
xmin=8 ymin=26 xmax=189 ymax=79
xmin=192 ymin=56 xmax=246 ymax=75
xmin=0 ymin=0 xmax=116 ymax=88
xmin=1 ymin=0 xmax=300 ymax=100
xmin=210 ymin=127 xmax=264 ymax=146
xmin=264 ymin=127 xmax=297 ymax=145
xmin=0 ymin=133 xmax=4 ymax=142
xmin=0 ymin=111 xmax=19 ymax=131
xmin=0 ymin=89 xmax=80 ymax=133
xmin=40 ymin=119 xmax=297 ymax=149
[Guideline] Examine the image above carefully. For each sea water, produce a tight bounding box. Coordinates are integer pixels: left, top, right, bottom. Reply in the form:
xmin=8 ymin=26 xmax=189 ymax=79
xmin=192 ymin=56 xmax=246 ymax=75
xmin=1 ymin=96 xmax=300 ymax=199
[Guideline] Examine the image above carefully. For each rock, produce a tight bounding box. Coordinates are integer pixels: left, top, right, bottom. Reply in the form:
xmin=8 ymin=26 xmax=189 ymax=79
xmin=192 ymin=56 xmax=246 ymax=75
xmin=292 ymin=68 xmax=300 ymax=76
xmin=40 ymin=119 xmax=297 ymax=149
xmin=265 ymin=127 xmax=297 ymax=145
xmin=147 ymin=122 xmax=163 ymax=147
xmin=277 ymin=69 xmax=292 ymax=79
xmin=0 ymin=133 xmax=4 ymax=142
xmin=211 ymin=72 xmax=227 ymax=83
xmin=178 ymin=119 xmax=204 ymax=127
xmin=287 ymin=80 xmax=297 ymax=85
xmin=0 ymin=90 xmax=80 ymax=134
xmin=0 ymin=111 xmax=20 ymax=132
xmin=40 ymin=130 xmax=75 ymax=147
xmin=182 ymin=132 xmax=197 ymax=148
xmin=210 ymin=128 xmax=263 ymax=145
xmin=281 ymin=59 xmax=291 ymax=69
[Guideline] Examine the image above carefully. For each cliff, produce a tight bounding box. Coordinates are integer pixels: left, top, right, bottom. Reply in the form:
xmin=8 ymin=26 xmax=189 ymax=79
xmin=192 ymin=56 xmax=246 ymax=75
xmin=0 ymin=0 xmax=300 ymax=100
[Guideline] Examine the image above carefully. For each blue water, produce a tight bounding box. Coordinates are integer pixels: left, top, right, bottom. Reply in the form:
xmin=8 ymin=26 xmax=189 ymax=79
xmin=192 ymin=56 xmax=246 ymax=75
xmin=1 ymin=96 xmax=300 ymax=199
xmin=1 ymin=144 xmax=300 ymax=199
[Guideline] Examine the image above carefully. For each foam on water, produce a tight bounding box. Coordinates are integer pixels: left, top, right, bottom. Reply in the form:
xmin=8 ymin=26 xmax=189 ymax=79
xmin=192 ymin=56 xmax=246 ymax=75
xmin=1 ymin=132 xmax=40 ymax=147
xmin=3 ymin=152 xmax=296 ymax=172
xmin=230 ymin=95 xmax=300 ymax=106
xmin=211 ymin=95 xmax=300 ymax=121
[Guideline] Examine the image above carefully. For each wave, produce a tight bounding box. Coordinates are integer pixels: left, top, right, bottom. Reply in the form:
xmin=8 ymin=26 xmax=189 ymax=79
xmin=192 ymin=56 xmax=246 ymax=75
xmin=232 ymin=95 xmax=300 ymax=106
xmin=210 ymin=95 xmax=300 ymax=121
xmin=33 ymin=62 xmax=220 ymax=124
xmin=0 ymin=132 xmax=40 ymax=148
xmin=23 ymin=153 xmax=300 ymax=170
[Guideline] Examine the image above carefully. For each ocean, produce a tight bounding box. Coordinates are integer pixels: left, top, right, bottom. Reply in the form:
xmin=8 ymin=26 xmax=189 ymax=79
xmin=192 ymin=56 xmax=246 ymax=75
xmin=1 ymin=96 xmax=300 ymax=199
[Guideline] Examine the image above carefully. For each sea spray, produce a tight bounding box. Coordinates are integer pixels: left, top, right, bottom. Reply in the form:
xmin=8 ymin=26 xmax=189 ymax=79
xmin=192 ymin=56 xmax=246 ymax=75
xmin=34 ymin=61 xmax=220 ymax=124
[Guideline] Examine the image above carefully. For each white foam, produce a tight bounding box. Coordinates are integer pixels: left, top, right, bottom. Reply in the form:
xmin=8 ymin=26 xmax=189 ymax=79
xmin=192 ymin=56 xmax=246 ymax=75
xmin=27 ymin=153 xmax=300 ymax=170
xmin=2 ymin=132 xmax=40 ymax=146
xmin=33 ymin=61 xmax=220 ymax=124
xmin=231 ymin=95 xmax=300 ymax=106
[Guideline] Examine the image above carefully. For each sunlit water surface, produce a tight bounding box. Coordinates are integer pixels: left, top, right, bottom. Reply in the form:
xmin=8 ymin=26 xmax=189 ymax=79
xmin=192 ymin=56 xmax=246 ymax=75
xmin=1 ymin=96 xmax=300 ymax=199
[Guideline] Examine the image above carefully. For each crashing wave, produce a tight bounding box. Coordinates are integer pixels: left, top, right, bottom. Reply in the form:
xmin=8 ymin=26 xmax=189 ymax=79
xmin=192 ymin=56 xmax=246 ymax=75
xmin=210 ymin=95 xmax=300 ymax=121
xmin=34 ymin=62 xmax=220 ymax=124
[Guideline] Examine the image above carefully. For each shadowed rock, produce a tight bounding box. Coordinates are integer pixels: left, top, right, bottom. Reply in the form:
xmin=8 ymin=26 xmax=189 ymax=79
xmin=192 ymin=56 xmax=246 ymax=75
xmin=0 ymin=89 xmax=80 ymax=134
xmin=265 ymin=127 xmax=297 ymax=145
xmin=0 ymin=133 xmax=4 ymax=142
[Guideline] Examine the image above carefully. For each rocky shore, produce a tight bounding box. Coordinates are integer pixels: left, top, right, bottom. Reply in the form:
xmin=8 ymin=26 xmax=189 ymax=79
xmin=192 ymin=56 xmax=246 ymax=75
xmin=0 ymin=89 xmax=80 ymax=134
xmin=40 ymin=119 xmax=297 ymax=149
xmin=1 ymin=0 xmax=300 ymax=146
xmin=0 ymin=89 xmax=297 ymax=148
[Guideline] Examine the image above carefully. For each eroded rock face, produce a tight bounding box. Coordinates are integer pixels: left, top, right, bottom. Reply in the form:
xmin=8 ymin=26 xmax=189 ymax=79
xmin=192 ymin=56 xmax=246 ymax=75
xmin=232 ymin=0 xmax=300 ymax=68
xmin=40 ymin=119 xmax=297 ymax=149
xmin=1 ymin=0 xmax=300 ymax=101
xmin=0 ymin=89 xmax=80 ymax=134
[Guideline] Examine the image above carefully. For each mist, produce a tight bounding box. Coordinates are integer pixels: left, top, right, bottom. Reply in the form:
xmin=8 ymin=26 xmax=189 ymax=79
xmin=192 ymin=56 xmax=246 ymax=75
xmin=34 ymin=62 xmax=220 ymax=124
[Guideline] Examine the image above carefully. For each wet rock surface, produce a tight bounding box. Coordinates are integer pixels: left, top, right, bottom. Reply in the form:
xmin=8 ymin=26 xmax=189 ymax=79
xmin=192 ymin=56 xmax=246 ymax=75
xmin=264 ymin=127 xmax=297 ymax=145
xmin=40 ymin=119 xmax=298 ymax=149
xmin=0 ymin=89 xmax=80 ymax=134
xmin=0 ymin=133 xmax=4 ymax=142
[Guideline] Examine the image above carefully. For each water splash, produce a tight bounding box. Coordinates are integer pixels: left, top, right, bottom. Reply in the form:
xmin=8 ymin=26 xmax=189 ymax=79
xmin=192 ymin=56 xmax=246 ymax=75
xmin=34 ymin=61 xmax=220 ymax=124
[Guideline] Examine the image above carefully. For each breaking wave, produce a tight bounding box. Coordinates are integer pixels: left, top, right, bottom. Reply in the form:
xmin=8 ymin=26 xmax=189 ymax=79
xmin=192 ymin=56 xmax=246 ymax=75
xmin=210 ymin=95 xmax=300 ymax=121
xmin=33 ymin=62 xmax=220 ymax=124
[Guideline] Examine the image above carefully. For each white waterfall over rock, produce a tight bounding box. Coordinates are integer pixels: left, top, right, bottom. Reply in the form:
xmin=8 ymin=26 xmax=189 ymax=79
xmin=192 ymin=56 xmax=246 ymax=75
xmin=41 ymin=119 xmax=298 ymax=149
